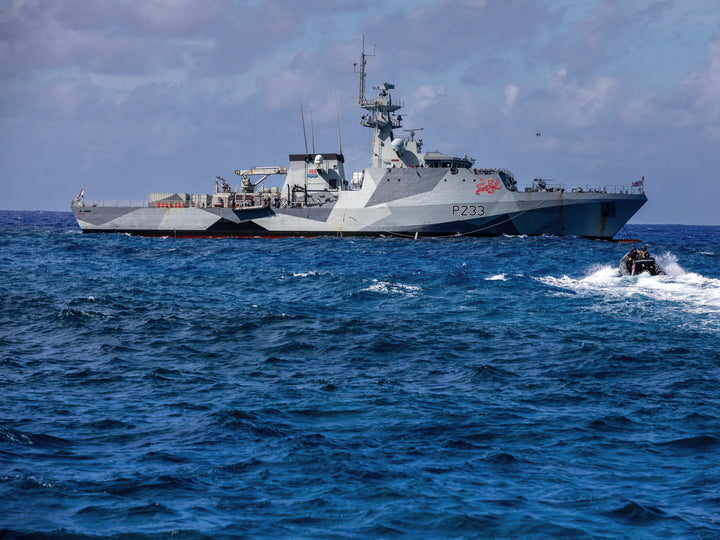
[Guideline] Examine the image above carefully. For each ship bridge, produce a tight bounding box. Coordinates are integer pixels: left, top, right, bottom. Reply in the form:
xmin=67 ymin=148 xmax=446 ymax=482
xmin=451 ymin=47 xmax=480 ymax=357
xmin=422 ymin=152 xmax=474 ymax=169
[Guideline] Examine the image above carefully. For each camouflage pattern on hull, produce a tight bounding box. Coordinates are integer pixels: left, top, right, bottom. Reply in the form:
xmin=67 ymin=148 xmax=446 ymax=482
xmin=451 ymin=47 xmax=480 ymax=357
xmin=73 ymin=188 xmax=646 ymax=239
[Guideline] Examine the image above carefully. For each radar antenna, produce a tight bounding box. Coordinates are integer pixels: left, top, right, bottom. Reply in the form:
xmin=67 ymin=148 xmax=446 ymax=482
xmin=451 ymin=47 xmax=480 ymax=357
xmin=403 ymin=128 xmax=424 ymax=142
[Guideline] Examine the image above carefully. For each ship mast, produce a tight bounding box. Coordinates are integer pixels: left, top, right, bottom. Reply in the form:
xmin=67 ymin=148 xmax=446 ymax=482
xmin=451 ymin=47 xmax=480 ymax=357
xmin=355 ymin=36 xmax=374 ymax=107
xmin=354 ymin=39 xmax=403 ymax=168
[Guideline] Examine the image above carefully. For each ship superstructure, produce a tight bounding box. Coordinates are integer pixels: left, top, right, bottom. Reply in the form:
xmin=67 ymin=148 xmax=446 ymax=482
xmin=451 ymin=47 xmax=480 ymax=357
xmin=72 ymin=47 xmax=646 ymax=239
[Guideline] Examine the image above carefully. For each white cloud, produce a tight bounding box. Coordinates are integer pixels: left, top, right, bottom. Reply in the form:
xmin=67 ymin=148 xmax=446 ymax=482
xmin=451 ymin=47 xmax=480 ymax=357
xmin=137 ymin=0 xmax=229 ymax=34
xmin=47 ymin=77 xmax=91 ymax=118
xmin=615 ymin=34 xmax=720 ymax=140
xmin=256 ymin=44 xmax=358 ymax=122
xmin=411 ymin=84 xmax=446 ymax=114
xmin=501 ymin=83 xmax=519 ymax=116
xmin=88 ymin=70 xmax=186 ymax=92
xmin=677 ymin=36 xmax=720 ymax=140
xmin=544 ymin=68 xmax=620 ymax=129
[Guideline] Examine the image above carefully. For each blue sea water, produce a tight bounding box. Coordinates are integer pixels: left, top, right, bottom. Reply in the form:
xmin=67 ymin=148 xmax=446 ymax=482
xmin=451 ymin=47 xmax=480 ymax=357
xmin=1 ymin=210 xmax=720 ymax=539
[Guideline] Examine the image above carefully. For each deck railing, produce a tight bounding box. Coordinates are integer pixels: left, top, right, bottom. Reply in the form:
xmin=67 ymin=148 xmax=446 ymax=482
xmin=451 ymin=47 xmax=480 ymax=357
xmin=73 ymin=199 xmax=148 ymax=208
xmin=523 ymin=183 xmax=645 ymax=195
xmin=73 ymin=199 xmax=258 ymax=209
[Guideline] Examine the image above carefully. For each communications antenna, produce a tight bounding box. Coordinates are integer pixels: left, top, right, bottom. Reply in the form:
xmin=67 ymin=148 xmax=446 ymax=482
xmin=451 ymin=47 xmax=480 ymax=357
xmin=335 ymin=90 xmax=343 ymax=155
xmin=353 ymin=35 xmax=375 ymax=106
xmin=300 ymin=104 xmax=309 ymax=157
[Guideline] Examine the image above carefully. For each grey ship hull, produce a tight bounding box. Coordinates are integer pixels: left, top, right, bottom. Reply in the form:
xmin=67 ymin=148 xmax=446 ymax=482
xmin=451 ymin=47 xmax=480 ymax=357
xmin=73 ymin=179 xmax=646 ymax=239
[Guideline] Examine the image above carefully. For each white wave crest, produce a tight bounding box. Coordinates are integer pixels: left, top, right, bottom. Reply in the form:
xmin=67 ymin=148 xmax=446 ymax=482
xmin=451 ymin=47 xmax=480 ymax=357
xmin=655 ymin=252 xmax=684 ymax=277
xmin=361 ymin=280 xmax=421 ymax=297
xmin=287 ymin=270 xmax=335 ymax=278
xmin=291 ymin=271 xmax=319 ymax=278
xmin=486 ymin=273 xmax=508 ymax=281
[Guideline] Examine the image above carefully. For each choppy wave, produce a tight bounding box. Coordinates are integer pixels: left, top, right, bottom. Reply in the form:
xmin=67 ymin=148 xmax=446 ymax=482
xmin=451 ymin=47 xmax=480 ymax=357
xmin=2 ymin=213 xmax=720 ymax=538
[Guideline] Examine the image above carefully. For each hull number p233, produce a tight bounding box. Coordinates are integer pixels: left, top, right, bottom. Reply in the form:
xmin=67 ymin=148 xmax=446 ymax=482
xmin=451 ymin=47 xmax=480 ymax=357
xmin=452 ymin=205 xmax=485 ymax=216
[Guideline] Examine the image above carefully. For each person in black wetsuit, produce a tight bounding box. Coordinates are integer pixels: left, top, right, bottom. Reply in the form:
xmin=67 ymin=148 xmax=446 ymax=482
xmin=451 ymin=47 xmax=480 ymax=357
xmin=637 ymin=246 xmax=664 ymax=275
xmin=621 ymin=247 xmax=638 ymax=274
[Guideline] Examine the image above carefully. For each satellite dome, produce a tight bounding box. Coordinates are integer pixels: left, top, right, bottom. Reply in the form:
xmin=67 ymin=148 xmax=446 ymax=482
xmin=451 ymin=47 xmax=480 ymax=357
xmin=314 ymin=154 xmax=324 ymax=165
xmin=391 ymin=138 xmax=404 ymax=152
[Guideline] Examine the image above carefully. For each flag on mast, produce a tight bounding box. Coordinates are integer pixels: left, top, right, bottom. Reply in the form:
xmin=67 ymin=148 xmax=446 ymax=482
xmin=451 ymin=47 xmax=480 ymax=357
xmin=75 ymin=186 xmax=85 ymax=200
xmin=631 ymin=176 xmax=644 ymax=188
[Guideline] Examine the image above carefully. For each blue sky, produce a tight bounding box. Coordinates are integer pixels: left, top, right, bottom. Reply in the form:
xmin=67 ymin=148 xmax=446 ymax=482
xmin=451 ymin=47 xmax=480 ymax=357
xmin=1 ymin=0 xmax=719 ymax=224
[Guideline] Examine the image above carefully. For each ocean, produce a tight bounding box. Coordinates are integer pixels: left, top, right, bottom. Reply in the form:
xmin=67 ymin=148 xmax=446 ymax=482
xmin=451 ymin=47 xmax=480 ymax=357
xmin=1 ymin=210 xmax=719 ymax=538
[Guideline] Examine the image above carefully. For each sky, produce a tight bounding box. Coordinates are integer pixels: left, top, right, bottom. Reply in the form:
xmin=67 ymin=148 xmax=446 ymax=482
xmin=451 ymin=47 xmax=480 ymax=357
xmin=1 ymin=0 xmax=719 ymax=224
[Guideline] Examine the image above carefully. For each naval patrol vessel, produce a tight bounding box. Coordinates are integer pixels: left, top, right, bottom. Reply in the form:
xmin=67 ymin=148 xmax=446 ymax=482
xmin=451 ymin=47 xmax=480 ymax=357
xmin=71 ymin=48 xmax=647 ymax=239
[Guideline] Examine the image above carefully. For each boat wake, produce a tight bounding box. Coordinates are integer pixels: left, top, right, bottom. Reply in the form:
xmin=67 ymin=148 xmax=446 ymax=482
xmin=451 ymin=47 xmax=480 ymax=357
xmin=537 ymin=253 xmax=720 ymax=323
